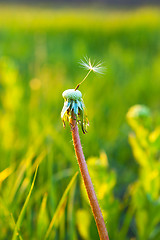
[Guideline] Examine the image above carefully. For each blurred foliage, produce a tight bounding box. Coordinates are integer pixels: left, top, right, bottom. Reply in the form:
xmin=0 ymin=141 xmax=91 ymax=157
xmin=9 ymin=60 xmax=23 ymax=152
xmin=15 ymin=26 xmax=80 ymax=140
xmin=0 ymin=5 xmax=160 ymax=240
xmin=126 ymin=105 xmax=160 ymax=240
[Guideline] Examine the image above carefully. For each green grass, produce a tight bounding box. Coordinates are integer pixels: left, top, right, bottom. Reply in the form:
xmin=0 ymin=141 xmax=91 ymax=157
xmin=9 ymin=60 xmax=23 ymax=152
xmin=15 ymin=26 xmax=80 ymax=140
xmin=0 ymin=5 xmax=160 ymax=240
xmin=12 ymin=166 xmax=38 ymax=240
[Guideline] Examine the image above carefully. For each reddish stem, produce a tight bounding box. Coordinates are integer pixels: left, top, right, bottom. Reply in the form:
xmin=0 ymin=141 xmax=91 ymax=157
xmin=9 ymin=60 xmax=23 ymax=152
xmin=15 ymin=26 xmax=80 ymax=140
xmin=70 ymin=113 xmax=109 ymax=240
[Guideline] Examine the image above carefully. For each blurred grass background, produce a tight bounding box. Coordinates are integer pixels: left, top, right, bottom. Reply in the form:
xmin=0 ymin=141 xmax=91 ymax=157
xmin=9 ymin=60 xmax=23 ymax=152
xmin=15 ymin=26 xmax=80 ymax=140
xmin=0 ymin=4 xmax=160 ymax=240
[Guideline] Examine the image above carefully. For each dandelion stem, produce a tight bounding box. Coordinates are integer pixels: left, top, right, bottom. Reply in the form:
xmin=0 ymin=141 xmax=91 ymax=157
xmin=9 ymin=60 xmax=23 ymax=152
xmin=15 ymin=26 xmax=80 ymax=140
xmin=75 ymin=69 xmax=92 ymax=90
xmin=70 ymin=112 xmax=109 ymax=240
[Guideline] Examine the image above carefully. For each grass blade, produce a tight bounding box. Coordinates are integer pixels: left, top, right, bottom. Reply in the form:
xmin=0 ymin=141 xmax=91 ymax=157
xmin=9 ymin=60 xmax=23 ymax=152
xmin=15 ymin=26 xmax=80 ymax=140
xmin=0 ymin=166 xmax=14 ymax=183
xmin=37 ymin=193 xmax=49 ymax=239
xmin=12 ymin=165 xmax=39 ymax=240
xmin=44 ymin=171 xmax=78 ymax=239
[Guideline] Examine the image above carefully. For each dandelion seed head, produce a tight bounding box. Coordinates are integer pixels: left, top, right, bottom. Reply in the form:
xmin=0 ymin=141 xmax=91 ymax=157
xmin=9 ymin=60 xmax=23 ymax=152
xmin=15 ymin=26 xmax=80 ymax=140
xmin=61 ymin=89 xmax=89 ymax=133
xmin=62 ymin=89 xmax=82 ymax=101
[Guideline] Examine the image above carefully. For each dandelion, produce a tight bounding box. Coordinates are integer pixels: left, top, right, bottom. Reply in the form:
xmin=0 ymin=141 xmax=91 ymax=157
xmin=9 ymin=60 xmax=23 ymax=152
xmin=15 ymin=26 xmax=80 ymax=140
xmin=61 ymin=57 xmax=103 ymax=134
xmin=61 ymin=58 xmax=109 ymax=240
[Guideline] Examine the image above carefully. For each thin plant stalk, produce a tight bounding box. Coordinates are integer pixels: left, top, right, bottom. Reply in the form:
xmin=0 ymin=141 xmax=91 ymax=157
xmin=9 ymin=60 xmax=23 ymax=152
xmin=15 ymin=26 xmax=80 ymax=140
xmin=75 ymin=69 xmax=92 ymax=90
xmin=70 ymin=112 xmax=109 ymax=240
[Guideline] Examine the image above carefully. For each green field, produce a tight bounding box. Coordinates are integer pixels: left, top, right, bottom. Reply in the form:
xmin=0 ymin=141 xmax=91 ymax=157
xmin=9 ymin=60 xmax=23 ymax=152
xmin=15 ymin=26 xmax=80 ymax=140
xmin=0 ymin=5 xmax=160 ymax=240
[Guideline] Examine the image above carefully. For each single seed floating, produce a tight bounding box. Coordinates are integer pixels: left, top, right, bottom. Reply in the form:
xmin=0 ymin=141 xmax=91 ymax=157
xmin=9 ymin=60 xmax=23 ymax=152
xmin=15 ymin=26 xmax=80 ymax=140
xmin=61 ymin=89 xmax=89 ymax=134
